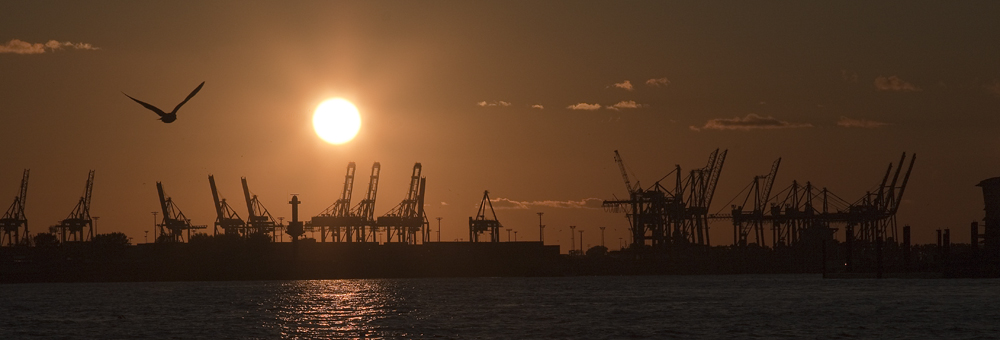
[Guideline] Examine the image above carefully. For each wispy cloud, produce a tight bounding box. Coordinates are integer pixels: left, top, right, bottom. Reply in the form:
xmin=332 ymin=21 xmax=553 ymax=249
xmin=476 ymin=100 xmax=511 ymax=107
xmin=690 ymin=114 xmax=812 ymax=131
xmin=607 ymin=100 xmax=646 ymax=110
xmin=612 ymin=80 xmax=633 ymax=91
xmin=567 ymin=103 xmax=601 ymax=110
xmin=986 ymin=80 xmax=1000 ymax=97
xmin=841 ymin=70 xmax=858 ymax=83
xmin=531 ymin=104 xmax=544 ymax=109
xmin=837 ymin=116 xmax=889 ymax=128
xmin=0 ymin=39 xmax=99 ymax=54
xmin=645 ymin=77 xmax=670 ymax=87
xmin=874 ymin=75 xmax=920 ymax=92
xmin=489 ymin=197 xmax=605 ymax=210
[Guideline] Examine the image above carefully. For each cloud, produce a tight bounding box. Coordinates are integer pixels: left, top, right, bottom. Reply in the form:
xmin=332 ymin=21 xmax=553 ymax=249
xmin=476 ymin=100 xmax=511 ymax=107
xmin=567 ymin=103 xmax=601 ymax=110
xmin=837 ymin=116 xmax=889 ymax=128
xmin=440 ymin=202 xmax=449 ymax=206
xmin=690 ymin=114 xmax=813 ymax=131
xmin=531 ymin=104 xmax=544 ymax=109
xmin=645 ymin=77 xmax=670 ymax=87
xmin=841 ymin=70 xmax=858 ymax=83
xmin=874 ymin=75 xmax=920 ymax=92
xmin=488 ymin=197 xmax=605 ymax=210
xmin=0 ymin=39 xmax=99 ymax=54
xmin=607 ymin=100 xmax=646 ymax=111
xmin=986 ymin=80 xmax=1000 ymax=96
xmin=612 ymin=80 xmax=633 ymax=91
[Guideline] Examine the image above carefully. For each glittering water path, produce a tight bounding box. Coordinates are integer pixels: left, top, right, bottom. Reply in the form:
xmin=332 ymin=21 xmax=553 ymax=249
xmin=2 ymin=275 xmax=999 ymax=339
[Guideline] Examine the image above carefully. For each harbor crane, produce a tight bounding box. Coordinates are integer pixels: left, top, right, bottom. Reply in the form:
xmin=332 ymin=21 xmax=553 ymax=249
xmin=715 ymin=152 xmax=915 ymax=248
xmin=377 ymin=163 xmax=427 ymax=244
xmin=603 ymin=149 xmax=727 ymax=249
xmin=156 ymin=181 xmax=206 ymax=242
xmin=242 ymin=177 xmax=280 ymax=240
xmin=469 ymin=190 xmax=502 ymax=242
xmin=51 ymin=170 xmax=95 ymax=243
xmin=351 ymin=162 xmax=381 ymax=242
xmin=209 ymin=175 xmax=245 ymax=236
xmin=729 ymin=158 xmax=781 ymax=247
xmin=0 ymin=169 xmax=29 ymax=246
xmin=310 ymin=162 xmax=357 ymax=242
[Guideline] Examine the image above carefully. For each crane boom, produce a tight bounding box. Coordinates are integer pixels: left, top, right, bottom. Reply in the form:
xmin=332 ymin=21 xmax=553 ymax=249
xmin=704 ymin=149 xmax=727 ymax=209
xmin=157 ymin=182 xmax=170 ymax=219
xmin=209 ymin=175 xmax=225 ymax=221
xmin=339 ymin=162 xmax=356 ymax=216
xmin=761 ymin=158 xmax=781 ymax=207
xmin=614 ymin=150 xmax=634 ymax=194
xmin=0 ymin=169 xmax=29 ymax=245
xmin=352 ymin=162 xmax=381 ymax=221
xmin=891 ymin=153 xmax=916 ymax=213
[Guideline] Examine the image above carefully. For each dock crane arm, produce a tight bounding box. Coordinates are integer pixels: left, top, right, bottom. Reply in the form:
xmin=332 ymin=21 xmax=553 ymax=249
xmin=704 ymin=149 xmax=727 ymax=209
xmin=891 ymin=154 xmax=916 ymax=214
xmin=760 ymin=158 xmax=781 ymax=207
xmin=614 ymin=150 xmax=634 ymax=194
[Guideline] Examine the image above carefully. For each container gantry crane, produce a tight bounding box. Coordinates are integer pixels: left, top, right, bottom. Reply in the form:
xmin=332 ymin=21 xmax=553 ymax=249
xmin=728 ymin=158 xmax=781 ymax=247
xmin=469 ymin=190 xmax=502 ymax=242
xmin=51 ymin=170 xmax=95 ymax=243
xmin=714 ymin=152 xmax=914 ymax=248
xmin=156 ymin=181 xmax=206 ymax=242
xmin=0 ymin=169 xmax=29 ymax=246
xmin=310 ymin=162 xmax=357 ymax=242
xmin=242 ymin=177 xmax=280 ymax=240
xmin=603 ymin=149 xmax=727 ymax=249
xmin=350 ymin=162 xmax=381 ymax=242
xmin=209 ymin=175 xmax=246 ymax=236
xmin=377 ymin=163 xmax=427 ymax=244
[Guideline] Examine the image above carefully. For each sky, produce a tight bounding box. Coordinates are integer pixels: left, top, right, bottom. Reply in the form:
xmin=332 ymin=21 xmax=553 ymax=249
xmin=1 ymin=1 xmax=999 ymax=250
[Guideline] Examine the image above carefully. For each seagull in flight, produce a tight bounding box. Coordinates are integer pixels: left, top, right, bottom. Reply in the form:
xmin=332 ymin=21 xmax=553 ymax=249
xmin=123 ymin=81 xmax=204 ymax=123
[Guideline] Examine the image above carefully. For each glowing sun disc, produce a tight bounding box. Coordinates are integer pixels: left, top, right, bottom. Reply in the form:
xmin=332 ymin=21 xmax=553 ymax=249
xmin=313 ymin=98 xmax=361 ymax=144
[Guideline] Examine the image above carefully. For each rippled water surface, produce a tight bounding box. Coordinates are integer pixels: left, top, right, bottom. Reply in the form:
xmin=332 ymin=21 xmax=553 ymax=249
xmin=2 ymin=275 xmax=999 ymax=339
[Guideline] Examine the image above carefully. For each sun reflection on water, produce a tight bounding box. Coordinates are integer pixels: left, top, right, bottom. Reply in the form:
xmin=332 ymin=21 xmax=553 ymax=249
xmin=263 ymin=280 xmax=416 ymax=338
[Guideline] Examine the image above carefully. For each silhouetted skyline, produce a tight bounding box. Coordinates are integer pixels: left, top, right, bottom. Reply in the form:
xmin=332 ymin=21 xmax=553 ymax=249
xmin=1 ymin=1 xmax=999 ymax=249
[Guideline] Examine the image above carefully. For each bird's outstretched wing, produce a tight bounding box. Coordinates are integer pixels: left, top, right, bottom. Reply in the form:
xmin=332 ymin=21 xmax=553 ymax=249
xmin=172 ymin=81 xmax=205 ymax=114
xmin=122 ymin=92 xmax=168 ymax=118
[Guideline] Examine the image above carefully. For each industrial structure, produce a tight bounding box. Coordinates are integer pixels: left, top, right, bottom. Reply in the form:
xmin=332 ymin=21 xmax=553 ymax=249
xmin=286 ymin=195 xmax=304 ymax=241
xmin=242 ymin=177 xmax=281 ymax=240
xmin=602 ymin=149 xmax=727 ymax=248
xmin=308 ymin=162 xmax=427 ymax=244
xmin=0 ymin=169 xmax=29 ymax=246
xmin=51 ymin=170 xmax=95 ymax=243
xmin=721 ymin=152 xmax=915 ymax=248
xmin=209 ymin=175 xmax=245 ymax=236
xmin=376 ymin=163 xmax=428 ymax=244
xmin=469 ymin=190 xmax=502 ymax=242
xmin=156 ymin=181 xmax=206 ymax=242
xmin=310 ymin=162 xmax=357 ymax=242
xmin=603 ymin=150 xmax=916 ymax=250
xmin=310 ymin=162 xmax=381 ymax=242
xmin=726 ymin=158 xmax=782 ymax=246
xmin=976 ymin=177 xmax=1000 ymax=267
xmin=207 ymin=175 xmax=283 ymax=240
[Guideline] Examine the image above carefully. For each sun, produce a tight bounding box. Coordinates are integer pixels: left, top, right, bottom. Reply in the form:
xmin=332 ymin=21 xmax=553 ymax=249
xmin=313 ymin=98 xmax=361 ymax=145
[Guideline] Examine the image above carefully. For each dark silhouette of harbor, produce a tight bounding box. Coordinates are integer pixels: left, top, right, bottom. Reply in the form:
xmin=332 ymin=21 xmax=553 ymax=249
xmin=2 ymin=153 xmax=999 ymax=283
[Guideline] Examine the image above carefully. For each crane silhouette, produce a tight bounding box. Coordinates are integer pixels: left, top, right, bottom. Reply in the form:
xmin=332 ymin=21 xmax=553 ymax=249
xmin=123 ymin=81 xmax=204 ymax=123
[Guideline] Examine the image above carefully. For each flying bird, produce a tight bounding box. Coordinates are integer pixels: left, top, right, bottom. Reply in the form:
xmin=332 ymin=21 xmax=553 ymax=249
xmin=123 ymin=81 xmax=204 ymax=123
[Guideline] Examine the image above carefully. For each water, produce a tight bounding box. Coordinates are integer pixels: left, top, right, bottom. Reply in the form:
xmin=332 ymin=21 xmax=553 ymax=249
xmin=2 ymin=275 xmax=999 ymax=339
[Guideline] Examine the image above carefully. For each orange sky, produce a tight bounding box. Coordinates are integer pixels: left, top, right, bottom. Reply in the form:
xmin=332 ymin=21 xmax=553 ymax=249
xmin=1 ymin=1 xmax=999 ymax=250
